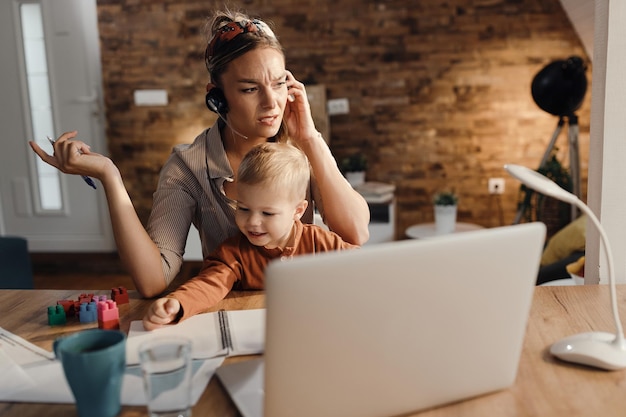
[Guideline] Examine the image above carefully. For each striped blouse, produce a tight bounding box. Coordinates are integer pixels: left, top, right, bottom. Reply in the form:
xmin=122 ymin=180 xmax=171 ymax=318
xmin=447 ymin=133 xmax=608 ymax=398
xmin=146 ymin=122 xmax=318 ymax=285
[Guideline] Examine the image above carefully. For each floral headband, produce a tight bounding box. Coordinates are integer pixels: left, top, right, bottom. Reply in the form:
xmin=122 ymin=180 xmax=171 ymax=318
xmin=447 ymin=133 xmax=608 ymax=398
xmin=205 ymin=19 xmax=266 ymax=62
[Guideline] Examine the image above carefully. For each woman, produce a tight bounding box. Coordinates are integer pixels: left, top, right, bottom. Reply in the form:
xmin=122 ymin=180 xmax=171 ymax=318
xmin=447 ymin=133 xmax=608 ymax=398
xmin=30 ymin=10 xmax=370 ymax=298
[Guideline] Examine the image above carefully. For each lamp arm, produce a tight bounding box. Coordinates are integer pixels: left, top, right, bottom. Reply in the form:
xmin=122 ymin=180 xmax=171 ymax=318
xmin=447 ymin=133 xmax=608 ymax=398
xmin=575 ymin=199 xmax=625 ymax=346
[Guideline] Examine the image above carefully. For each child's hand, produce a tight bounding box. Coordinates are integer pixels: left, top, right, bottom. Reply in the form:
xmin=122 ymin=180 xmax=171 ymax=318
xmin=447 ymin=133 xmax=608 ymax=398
xmin=143 ymin=298 xmax=181 ymax=330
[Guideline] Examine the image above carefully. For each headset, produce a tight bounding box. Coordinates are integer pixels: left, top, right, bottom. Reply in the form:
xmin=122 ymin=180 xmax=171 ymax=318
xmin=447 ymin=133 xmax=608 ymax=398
xmin=205 ymin=83 xmax=248 ymax=139
xmin=205 ymin=83 xmax=228 ymax=114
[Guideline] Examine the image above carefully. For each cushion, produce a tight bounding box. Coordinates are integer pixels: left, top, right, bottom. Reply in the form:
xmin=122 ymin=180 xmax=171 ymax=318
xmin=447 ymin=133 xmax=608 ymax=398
xmin=540 ymin=214 xmax=586 ymax=266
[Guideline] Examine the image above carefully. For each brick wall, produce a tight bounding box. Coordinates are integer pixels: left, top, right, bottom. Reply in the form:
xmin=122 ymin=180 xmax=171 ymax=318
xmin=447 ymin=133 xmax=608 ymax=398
xmin=96 ymin=0 xmax=590 ymax=239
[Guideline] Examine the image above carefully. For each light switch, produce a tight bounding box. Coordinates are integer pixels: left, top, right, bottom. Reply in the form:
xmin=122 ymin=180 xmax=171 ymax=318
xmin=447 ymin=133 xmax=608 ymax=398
xmin=327 ymin=98 xmax=350 ymax=115
xmin=133 ymin=89 xmax=168 ymax=106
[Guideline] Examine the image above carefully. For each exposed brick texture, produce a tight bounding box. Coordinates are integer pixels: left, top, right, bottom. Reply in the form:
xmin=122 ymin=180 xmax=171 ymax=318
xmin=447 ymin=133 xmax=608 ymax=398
xmin=96 ymin=0 xmax=590 ymax=240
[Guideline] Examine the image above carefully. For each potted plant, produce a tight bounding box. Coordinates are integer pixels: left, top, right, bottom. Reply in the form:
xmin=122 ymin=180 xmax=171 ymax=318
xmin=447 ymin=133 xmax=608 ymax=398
xmin=339 ymin=153 xmax=368 ymax=187
xmin=433 ymin=191 xmax=458 ymax=207
xmin=433 ymin=191 xmax=458 ymax=234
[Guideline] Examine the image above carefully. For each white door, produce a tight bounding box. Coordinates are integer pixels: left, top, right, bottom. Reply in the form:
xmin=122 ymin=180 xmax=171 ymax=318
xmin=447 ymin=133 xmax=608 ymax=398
xmin=0 ymin=0 xmax=114 ymax=252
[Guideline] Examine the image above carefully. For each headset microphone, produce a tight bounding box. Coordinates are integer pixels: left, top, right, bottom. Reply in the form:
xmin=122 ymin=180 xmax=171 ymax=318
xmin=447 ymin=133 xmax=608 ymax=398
xmin=213 ymin=108 xmax=249 ymax=140
xmin=206 ymin=86 xmax=248 ymax=139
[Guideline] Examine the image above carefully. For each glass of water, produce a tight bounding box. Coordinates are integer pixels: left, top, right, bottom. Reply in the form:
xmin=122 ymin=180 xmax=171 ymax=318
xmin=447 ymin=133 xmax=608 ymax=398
xmin=139 ymin=337 xmax=193 ymax=417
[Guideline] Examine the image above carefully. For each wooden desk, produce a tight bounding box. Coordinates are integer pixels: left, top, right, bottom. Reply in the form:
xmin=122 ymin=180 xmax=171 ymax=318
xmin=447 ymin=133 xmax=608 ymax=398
xmin=2 ymin=285 xmax=626 ymax=416
xmin=0 ymin=289 xmax=263 ymax=417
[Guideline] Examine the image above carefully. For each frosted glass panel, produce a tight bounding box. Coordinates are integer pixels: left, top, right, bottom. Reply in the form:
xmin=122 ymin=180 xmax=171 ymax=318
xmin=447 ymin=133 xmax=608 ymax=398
xmin=20 ymin=4 xmax=43 ymax=38
xmin=23 ymin=38 xmax=47 ymax=73
xmin=39 ymin=175 xmax=62 ymax=210
xmin=30 ymin=108 xmax=54 ymax=140
xmin=27 ymin=74 xmax=51 ymax=109
xmin=20 ymin=2 xmax=63 ymax=212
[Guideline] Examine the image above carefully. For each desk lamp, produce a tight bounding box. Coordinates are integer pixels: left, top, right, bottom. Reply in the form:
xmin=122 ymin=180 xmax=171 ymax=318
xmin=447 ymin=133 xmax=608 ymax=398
xmin=505 ymin=164 xmax=626 ymax=370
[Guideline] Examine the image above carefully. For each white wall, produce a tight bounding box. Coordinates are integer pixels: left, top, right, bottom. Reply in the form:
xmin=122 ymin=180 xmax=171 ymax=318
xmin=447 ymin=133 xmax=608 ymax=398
xmin=586 ymin=0 xmax=626 ymax=284
xmin=560 ymin=0 xmax=595 ymax=58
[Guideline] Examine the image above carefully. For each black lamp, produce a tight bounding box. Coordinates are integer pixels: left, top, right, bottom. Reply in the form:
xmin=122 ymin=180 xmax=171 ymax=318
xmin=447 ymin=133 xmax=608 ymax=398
xmin=531 ymin=56 xmax=587 ymax=117
xmin=514 ymin=56 xmax=588 ymax=224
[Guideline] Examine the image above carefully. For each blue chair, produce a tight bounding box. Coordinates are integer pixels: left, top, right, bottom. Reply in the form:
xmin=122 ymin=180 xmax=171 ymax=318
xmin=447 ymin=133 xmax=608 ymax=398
xmin=0 ymin=236 xmax=34 ymax=289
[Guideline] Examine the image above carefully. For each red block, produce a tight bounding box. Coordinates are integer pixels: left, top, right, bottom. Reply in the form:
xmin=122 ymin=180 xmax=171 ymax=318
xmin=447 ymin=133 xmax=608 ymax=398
xmin=57 ymin=300 xmax=76 ymax=317
xmin=111 ymin=286 xmax=129 ymax=305
xmin=78 ymin=293 xmax=94 ymax=304
xmin=99 ymin=319 xmax=120 ymax=330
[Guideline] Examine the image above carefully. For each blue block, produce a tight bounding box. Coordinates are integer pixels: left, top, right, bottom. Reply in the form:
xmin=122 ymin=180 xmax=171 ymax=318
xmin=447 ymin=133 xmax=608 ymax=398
xmin=79 ymin=301 xmax=98 ymax=323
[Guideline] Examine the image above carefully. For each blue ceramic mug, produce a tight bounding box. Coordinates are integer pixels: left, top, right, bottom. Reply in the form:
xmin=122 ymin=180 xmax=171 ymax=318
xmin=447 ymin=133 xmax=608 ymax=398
xmin=54 ymin=329 xmax=126 ymax=417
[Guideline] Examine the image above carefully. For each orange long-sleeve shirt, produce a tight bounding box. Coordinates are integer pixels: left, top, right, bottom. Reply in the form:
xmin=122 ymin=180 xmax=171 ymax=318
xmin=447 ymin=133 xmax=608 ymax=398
xmin=169 ymin=221 xmax=358 ymax=321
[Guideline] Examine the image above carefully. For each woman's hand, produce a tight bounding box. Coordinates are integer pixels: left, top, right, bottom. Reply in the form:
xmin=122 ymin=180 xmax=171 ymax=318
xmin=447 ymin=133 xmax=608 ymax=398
xmin=281 ymin=73 xmax=370 ymax=245
xmin=29 ymin=130 xmax=112 ymax=180
xmin=31 ymin=131 xmax=169 ymax=298
xmin=282 ymin=71 xmax=320 ymax=145
xmin=143 ymin=298 xmax=182 ymax=330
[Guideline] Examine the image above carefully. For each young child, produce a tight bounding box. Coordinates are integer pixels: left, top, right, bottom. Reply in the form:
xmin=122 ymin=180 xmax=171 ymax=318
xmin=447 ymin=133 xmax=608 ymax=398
xmin=143 ymin=142 xmax=359 ymax=330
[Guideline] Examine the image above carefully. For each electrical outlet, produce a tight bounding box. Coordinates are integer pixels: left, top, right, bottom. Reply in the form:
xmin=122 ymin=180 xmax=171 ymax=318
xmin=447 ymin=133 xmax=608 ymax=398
xmin=327 ymin=98 xmax=350 ymax=115
xmin=488 ymin=178 xmax=505 ymax=194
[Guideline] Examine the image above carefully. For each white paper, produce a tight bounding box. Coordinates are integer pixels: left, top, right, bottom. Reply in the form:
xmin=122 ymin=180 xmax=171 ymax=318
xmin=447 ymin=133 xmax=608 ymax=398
xmin=0 ymin=348 xmax=36 ymax=397
xmin=228 ymin=309 xmax=266 ymax=355
xmin=0 ymin=327 xmax=223 ymax=406
xmin=0 ymin=327 xmax=55 ymax=366
xmin=215 ymin=358 xmax=265 ymax=417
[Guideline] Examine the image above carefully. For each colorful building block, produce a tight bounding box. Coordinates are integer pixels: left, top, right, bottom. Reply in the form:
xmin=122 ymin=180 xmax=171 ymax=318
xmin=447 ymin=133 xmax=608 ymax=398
xmin=92 ymin=295 xmax=107 ymax=303
xmin=97 ymin=300 xmax=120 ymax=330
xmin=79 ymin=301 xmax=98 ymax=323
xmin=47 ymin=305 xmax=67 ymax=326
xmin=78 ymin=293 xmax=94 ymax=305
xmin=57 ymin=300 xmax=76 ymax=317
xmin=111 ymin=287 xmax=129 ymax=305
xmin=49 ymin=294 xmax=118 ymax=327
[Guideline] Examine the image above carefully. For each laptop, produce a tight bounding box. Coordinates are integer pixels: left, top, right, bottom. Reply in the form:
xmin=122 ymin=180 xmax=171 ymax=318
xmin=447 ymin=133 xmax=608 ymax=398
xmin=216 ymin=222 xmax=546 ymax=417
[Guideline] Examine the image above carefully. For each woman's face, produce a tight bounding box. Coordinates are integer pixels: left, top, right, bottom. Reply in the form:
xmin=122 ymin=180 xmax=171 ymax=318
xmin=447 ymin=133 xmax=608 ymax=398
xmin=220 ymin=47 xmax=288 ymax=141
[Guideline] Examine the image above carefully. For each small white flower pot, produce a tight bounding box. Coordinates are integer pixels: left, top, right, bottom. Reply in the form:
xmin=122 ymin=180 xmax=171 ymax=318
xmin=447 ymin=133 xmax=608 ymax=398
xmin=434 ymin=205 xmax=457 ymax=234
xmin=346 ymin=171 xmax=366 ymax=188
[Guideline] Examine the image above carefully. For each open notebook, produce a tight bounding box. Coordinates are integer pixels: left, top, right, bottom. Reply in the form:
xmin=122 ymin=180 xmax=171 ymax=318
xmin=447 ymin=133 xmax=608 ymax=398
xmin=216 ymin=222 xmax=546 ymax=417
xmin=126 ymin=309 xmax=265 ymax=365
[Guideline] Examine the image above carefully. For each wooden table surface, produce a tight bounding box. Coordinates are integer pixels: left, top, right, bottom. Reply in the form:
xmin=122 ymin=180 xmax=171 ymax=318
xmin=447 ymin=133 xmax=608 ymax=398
xmin=2 ymin=285 xmax=626 ymax=416
xmin=0 ymin=289 xmax=264 ymax=417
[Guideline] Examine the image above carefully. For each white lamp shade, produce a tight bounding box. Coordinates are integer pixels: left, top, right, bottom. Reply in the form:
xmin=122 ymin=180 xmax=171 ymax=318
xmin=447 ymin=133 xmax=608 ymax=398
xmin=504 ymin=164 xmax=577 ymax=204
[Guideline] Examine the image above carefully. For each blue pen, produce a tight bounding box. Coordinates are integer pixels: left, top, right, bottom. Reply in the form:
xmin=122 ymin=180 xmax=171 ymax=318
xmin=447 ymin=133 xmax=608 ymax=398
xmin=47 ymin=136 xmax=97 ymax=190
